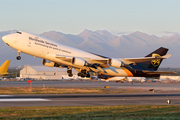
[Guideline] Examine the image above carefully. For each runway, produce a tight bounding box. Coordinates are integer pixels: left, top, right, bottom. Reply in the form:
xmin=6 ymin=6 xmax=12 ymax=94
xmin=0 ymin=81 xmax=180 ymax=107
xmin=0 ymin=93 xmax=180 ymax=107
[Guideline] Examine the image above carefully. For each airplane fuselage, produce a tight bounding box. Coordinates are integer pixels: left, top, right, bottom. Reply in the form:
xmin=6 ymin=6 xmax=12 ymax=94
xmin=3 ymin=31 xmax=172 ymax=78
xmin=3 ymin=31 xmax=133 ymax=77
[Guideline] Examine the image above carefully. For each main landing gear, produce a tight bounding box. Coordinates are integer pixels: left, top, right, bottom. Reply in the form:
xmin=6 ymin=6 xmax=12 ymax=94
xmin=67 ymin=69 xmax=73 ymax=77
xmin=16 ymin=50 xmax=21 ymax=60
xmin=77 ymin=70 xmax=90 ymax=78
xmin=67 ymin=69 xmax=90 ymax=78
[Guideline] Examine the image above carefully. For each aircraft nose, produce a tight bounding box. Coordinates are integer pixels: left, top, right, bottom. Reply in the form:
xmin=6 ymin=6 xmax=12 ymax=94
xmin=2 ymin=34 xmax=12 ymax=43
xmin=2 ymin=34 xmax=15 ymax=45
xmin=2 ymin=35 xmax=8 ymax=42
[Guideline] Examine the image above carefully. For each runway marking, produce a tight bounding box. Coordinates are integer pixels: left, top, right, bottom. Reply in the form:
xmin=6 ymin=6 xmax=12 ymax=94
xmin=0 ymin=97 xmax=179 ymax=102
xmin=0 ymin=95 xmax=13 ymax=97
xmin=0 ymin=98 xmax=51 ymax=102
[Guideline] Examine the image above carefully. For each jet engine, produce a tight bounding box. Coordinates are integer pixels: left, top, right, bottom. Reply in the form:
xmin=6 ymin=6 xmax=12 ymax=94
xmin=42 ymin=59 xmax=55 ymax=67
xmin=72 ymin=57 xmax=88 ymax=66
xmin=42 ymin=59 xmax=64 ymax=68
xmin=108 ymin=58 xmax=124 ymax=68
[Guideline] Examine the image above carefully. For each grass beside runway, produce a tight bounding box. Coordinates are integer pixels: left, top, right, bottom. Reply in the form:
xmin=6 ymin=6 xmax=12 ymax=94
xmin=0 ymin=87 xmax=148 ymax=94
xmin=0 ymin=105 xmax=180 ymax=119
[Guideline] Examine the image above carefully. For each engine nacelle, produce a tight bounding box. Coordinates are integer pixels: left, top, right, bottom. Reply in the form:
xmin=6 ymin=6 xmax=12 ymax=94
xmin=42 ymin=59 xmax=55 ymax=67
xmin=72 ymin=57 xmax=88 ymax=66
xmin=108 ymin=58 xmax=124 ymax=68
xmin=42 ymin=59 xmax=67 ymax=68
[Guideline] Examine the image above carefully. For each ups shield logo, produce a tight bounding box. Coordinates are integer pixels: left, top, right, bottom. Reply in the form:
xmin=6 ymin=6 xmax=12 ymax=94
xmin=151 ymin=54 xmax=160 ymax=67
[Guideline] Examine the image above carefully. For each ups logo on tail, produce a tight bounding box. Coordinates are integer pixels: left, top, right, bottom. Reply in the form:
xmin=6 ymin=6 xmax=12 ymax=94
xmin=151 ymin=54 xmax=160 ymax=67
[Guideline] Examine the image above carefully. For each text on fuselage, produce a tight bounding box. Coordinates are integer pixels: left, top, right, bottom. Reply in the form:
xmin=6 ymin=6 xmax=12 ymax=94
xmin=29 ymin=37 xmax=71 ymax=54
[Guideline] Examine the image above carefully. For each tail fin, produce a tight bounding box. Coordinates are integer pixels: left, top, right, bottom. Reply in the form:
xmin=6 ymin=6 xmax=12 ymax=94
xmin=136 ymin=47 xmax=168 ymax=71
xmin=0 ymin=60 xmax=10 ymax=74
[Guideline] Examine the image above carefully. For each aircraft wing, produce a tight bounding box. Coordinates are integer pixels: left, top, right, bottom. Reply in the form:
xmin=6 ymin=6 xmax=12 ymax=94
xmin=46 ymin=54 xmax=171 ymax=67
xmin=56 ymin=55 xmax=73 ymax=62
xmin=45 ymin=54 xmax=72 ymax=62
xmin=143 ymin=70 xmax=176 ymax=75
xmin=120 ymin=54 xmax=171 ymax=64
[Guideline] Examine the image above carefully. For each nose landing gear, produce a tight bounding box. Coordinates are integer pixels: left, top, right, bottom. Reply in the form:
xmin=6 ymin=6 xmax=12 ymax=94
xmin=16 ymin=56 xmax=21 ymax=60
xmin=16 ymin=50 xmax=21 ymax=60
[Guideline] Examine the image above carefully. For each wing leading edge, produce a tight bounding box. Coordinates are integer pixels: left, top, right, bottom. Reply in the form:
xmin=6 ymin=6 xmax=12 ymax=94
xmin=50 ymin=53 xmax=171 ymax=66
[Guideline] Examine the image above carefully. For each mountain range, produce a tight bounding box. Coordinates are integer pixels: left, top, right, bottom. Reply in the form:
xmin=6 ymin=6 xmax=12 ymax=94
xmin=0 ymin=29 xmax=179 ymax=68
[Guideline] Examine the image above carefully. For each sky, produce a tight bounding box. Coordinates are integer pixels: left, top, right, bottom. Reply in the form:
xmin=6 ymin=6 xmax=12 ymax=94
xmin=1 ymin=0 xmax=180 ymax=36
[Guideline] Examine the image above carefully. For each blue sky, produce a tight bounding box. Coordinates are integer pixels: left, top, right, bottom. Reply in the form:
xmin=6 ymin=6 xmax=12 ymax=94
xmin=1 ymin=0 xmax=180 ymax=36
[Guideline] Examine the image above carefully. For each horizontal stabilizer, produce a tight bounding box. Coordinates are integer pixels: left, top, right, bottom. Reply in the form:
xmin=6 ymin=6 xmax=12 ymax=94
xmin=121 ymin=54 xmax=171 ymax=64
xmin=161 ymin=54 xmax=171 ymax=59
xmin=143 ymin=70 xmax=176 ymax=75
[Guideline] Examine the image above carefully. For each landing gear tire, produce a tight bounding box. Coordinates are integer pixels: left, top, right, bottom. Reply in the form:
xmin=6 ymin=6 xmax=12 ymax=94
xmin=16 ymin=56 xmax=21 ymax=60
xmin=81 ymin=73 xmax=90 ymax=78
xmin=81 ymin=75 xmax=85 ymax=78
xmin=68 ymin=73 xmax=73 ymax=77
xmin=86 ymin=74 xmax=90 ymax=78
xmin=67 ymin=70 xmax=72 ymax=73
xmin=81 ymin=70 xmax=86 ymax=74
xmin=78 ymin=73 xmax=82 ymax=76
xmin=67 ymin=69 xmax=73 ymax=77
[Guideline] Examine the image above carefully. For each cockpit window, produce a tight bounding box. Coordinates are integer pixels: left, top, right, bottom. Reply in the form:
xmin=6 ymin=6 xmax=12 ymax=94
xmin=17 ymin=31 xmax=22 ymax=34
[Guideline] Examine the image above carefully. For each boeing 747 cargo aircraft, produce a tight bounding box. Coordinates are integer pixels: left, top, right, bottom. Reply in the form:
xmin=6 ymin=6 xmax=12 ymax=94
xmin=2 ymin=31 xmax=175 ymax=78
